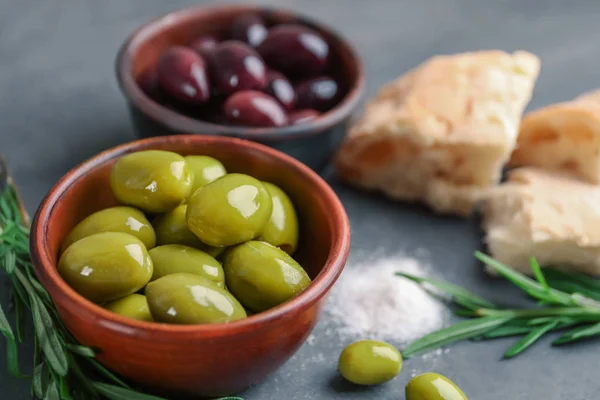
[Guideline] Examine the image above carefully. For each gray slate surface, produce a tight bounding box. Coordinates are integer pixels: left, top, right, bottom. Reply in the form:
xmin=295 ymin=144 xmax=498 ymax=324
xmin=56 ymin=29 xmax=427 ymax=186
xmin=1 ymin=0 xmax=599 ymax=398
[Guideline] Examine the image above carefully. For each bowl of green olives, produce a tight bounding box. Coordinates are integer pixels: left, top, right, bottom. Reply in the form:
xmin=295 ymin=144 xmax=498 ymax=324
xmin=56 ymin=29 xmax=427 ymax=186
xmin=116 ymin=4 xmax=365 ymax=171
xmin=30 ymin=134 xmax=350 ymax=398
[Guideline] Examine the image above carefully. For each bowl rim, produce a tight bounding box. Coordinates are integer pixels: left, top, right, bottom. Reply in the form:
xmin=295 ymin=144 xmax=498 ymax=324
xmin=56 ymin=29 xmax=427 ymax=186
xmin=30 ymin=135 xmax=350 ymax=339
xmin=115 ymin=4 xmax=366 ymax=141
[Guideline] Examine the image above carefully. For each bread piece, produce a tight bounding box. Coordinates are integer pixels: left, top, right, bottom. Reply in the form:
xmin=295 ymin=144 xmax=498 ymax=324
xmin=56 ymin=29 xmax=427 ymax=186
xmin=336 ymin=50 xmax=541 ymax=216
xmin=510 ymin=89 xmax=600 ymax=183
xmin=482 ymin=168 xmax=600 ymax=275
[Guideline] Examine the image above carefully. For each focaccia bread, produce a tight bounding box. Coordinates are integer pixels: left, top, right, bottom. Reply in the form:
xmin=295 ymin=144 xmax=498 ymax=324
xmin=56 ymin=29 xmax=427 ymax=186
xmin=335 ymin=50 xmax=541 ymax=216
xmin=482 ymin=168 xmax=600 ymax=275
xmin=510 ymin=89 xmax=600 ymax=183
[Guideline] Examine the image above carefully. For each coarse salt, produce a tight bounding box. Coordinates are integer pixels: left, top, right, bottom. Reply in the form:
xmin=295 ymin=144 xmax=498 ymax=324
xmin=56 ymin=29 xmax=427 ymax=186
xmin=325 ymin=254 xmax=448 ymax=345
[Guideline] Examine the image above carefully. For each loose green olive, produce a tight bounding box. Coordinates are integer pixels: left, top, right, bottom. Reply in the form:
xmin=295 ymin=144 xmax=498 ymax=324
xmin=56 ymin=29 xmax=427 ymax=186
xmin=148 ymin=244 xmax=224 ymax=287
xmin=103 ymin=294 xmax=153 ymax=322
xmin=110 ymin=150 xmax=193 ymax=213
xmin=184 ymin=155 xmax=227 ymax=193
xmin=146 ymin=273 xmax=246 ymax=324
xmin=152 ymin=204 xmax=224 ymax=257
xmin=258 ymin=182 xmax=299 ymax=254
xmin=186 ymin=174 xmax=272 ymax=247
xmin=406 ymin=373 xmax=468 ymax=400
xmin=223 ymin=241 xmax=311 ymax=312
xmin=61 ymin=206 xmax=156 ymax=253
xmin=58 ymin=232 xmax=153 ymax=303
xmin=338 ymin=340 xmax=402 ymax=386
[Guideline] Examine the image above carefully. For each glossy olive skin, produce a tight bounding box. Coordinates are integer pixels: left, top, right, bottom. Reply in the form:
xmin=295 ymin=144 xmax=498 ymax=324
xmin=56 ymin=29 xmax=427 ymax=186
xmin=137 ymin=65 xmax=164 ymax=103
xmin=103 ymin=294 xmax=153 ymax=322
xmin=224 ymin=91 xmax=288 ymax=127
xmin=406 ymin=373 xmax=468 ymax=400
xmin=338 ymin=340 xmax=402 ymax=386
xmin=209 ymin=41 xmax=267 ymax=96
xmin=58 ymin=232 xmax=153 ymax=303
xmin=187 ymin=174 xmax=273 ymax=247
xmin=258 ymin=25 xmax=329 ymax=76
xmin=265 ymin=70 xmax=296 ymax=111
xmin=157 ymin=46 xmax=211 ymax=104
xmin=152 ymin=204 xmax=224 ymax=257
xmin=231 ymin=14 xmax=268 ymax=47
xmin=146 ymin=273 xmax=246 ymax=324
xmin=61 ymin=206 xmax=156 ymax=254
xmin=110 ymin=150 xmax=193 ymax=213
xmin=258 ymin=182 xmax=299 ymax=254
xmin=223 ymin=241 xmax=311 ymax=312
xmin=295 ymin=76 xmax=340 ymax=111
xmin=184 ymin=155 xmax=227 ymax=193
xmin=149 ymin=244 xmax=225 ymax=288
xmin=289 ymin=109 xmax=320 ymax=125
xmin=190 ymin=35 xmax=218 ymax=58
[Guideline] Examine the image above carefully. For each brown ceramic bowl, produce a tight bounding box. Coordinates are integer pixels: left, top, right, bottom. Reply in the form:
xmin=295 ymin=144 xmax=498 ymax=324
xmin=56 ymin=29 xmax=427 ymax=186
xmin=116 ymin=4 xmax=365 ymax=171
xmin=30 ymin=135 xmax=350 ymax=398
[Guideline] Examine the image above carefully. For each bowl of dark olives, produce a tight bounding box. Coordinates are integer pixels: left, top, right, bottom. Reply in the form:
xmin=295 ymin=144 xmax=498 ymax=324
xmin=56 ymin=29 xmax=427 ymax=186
xmin=30 ymin=135 xmax=350 ymax=398
xmin=116 ymin=4 xmax=365 ymax=171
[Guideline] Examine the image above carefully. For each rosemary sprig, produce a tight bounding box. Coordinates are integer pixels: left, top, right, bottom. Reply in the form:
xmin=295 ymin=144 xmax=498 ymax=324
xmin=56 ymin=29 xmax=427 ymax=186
xmin=399 ymin=251 xmax=600 ymax=359
xmin=0 ymin=171 xmax=243 ymax=400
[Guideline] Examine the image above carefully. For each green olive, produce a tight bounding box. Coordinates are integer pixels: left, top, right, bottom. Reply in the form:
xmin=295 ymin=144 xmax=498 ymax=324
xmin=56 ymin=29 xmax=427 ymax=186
xmin=406 ymin=373 xmax=468 ymax=400
xmin=61 ymin=206 xmax=156 ymax=254
xmin=223 ymin=241 xmax=311 ymax=312
xmin=148 ymin=244 xmax=224 ymax=288
xmin=184 ymin=155 xmax=227 ymax=194
xmin=58 ymin=232 xmax=153 ymax=303
xmin=146 ymin=273 xmax=246 ymax=324
xmin=258 ymin=182 xmax=299 ymax=254
xmin=152 ymin=204 xmax=224 ymax=257
xmin=110 ymin=150 xmax=193 ymax=213
xmin=103 ymin=294 xmax=153 ymax=322
xmin=338 ymin=340 xmax=402 ymax=385
xmin=186 ymin=174 xmax=272 ymax=247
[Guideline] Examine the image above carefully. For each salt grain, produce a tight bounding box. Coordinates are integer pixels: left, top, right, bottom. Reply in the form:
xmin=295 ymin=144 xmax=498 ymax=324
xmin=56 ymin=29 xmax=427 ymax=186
xmin=325 ymin=254 xmax=448 ymax=344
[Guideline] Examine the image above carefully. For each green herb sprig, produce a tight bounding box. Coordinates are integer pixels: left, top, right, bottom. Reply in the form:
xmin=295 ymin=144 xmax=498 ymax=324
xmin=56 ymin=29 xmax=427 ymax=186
xmin=0 ymin=168 xmax=243 ymax=400
xmin=399 ymin=251 xmax=600 ymax=359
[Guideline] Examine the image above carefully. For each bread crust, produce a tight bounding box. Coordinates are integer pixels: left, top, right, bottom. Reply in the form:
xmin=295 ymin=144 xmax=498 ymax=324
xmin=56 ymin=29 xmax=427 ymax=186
xmin=336 ymin=50 xmax=540 ymax=216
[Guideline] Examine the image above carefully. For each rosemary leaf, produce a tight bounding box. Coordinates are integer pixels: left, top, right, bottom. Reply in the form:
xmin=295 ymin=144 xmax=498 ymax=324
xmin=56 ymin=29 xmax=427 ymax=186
xmin=91 ymin=382 xmax=168 ymax=400
xmin=29 ymin=295 xmax=68 ymax=377
xmin=396 ymin=272 xmax=496 ymax=310
xmin=481 ymin=325 xmax=533 ymax=339
xmin=530 ymin=257 xmax=549 ymax=292
xmin=545 ymin=280 xmax=600 ymax=301
xmin=545 ymin=268 xmax=600 ymax=291
xmin=59 ymin=376 xmax=72 ymax=400
xmin=42 ymin=380 xmax=59 ymax=400
xmin=0 ymin=302 xmax=24 ymax=378
xmin=475 ymin=252 xmax=574 ymax=306
xmin=14 ymin=292 xmax=25 ymax=342
xmin=66 ymin=344 xmax=95 ymax=358
xmin=504 ymin=320 xmax=560 ymax=359
xmin=402 ymin=316 xmax=512 ymax=358
xmin=553 ymin=322 xmax=600 ymax=345
xmin=32 ymin=363 xmax=47 ymax=399
xmin=88 ymin=359 xmax=131 ymax=388
xmin=4 ymin=250 xmax=16 ymax=274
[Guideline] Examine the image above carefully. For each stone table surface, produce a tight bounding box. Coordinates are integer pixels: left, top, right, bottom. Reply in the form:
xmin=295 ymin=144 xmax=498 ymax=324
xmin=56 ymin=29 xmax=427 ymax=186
xmin=1 ymin=0 xmax=599 ymax=399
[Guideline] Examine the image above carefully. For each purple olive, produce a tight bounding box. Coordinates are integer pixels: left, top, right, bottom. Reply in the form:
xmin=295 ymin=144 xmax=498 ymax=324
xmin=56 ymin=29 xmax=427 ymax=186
xmin=137 ymin=65 xmax=159 ymax=96
xmin=157 ymin=46 xmax=211 ymax=104
xmin=289 ymin=109 xmax=320 ymax=125
xmin=258 ymin=24 xmax=329 ymax=76
xmin=209 ymin=41 xmax=267 ymax=96
xmin=224 ymin=91 xmax=288 ymax=127
xmin=190 ymin=36 xmax=219 ymax=58
xmin=295 ymin=76 xmax=340 ymax=111
xmin=231 ymin=14 xmax=268 ymax=47
xmin=265 ymin=70 xmax=296 ymax=111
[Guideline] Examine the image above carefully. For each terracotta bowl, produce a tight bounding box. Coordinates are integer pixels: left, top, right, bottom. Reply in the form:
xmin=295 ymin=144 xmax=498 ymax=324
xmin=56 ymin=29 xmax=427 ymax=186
xmin=30 ymin=135 xmax=350 ymax=398
xmin=115 ymin=4 xmax=365 ymax=171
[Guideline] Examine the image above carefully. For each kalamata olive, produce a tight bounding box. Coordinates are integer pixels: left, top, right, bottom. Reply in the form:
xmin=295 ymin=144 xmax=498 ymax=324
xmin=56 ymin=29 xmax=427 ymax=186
xmin=190 ymin=35 xmax=218 ymax=58
xmin=209 ymin=41 xmax=267 ymax=96
xmin=224 ymin=91 xmax=288 ymax=127
xmin=289 ymin=109 xmax=320 ymax=124
xmin=157 ymin=46 xmax=211 ymax=104
xmin=137 ymin=66 xmax=158 ymax=96
xmin=295 ymin=76 xmax=340 ymax=111
xmin=265 ymin=70 xmax=296 ymax=111
xmin=231 ymin=14 xmax=268 ymax=47
xmin=258 ymin=25 xmax=329 ymax=76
